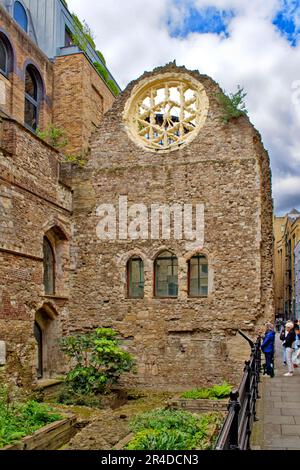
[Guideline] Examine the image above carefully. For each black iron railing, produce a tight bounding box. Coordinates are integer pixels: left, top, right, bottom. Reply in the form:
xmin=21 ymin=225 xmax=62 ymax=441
xmin=215 ymin=331 xmax=261 ymax=450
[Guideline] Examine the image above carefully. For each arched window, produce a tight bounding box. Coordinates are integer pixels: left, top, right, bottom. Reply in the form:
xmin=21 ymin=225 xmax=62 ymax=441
xmin=43 ymin=237 xmax=55 ymax=295
xmin=13 ymin=1 xmax=28 ymax=32
xmin=0 ymin=38 xmax=7 ymax=76
xmin=127 ymin=257 xmax=144 ymax=298
xmin=24 ymin=65 xmax=41 ymax=131
xmin=188 ymin=254 xmax=208 ymax=297
xmin=154 ymin=251 xmax=178 ymax=298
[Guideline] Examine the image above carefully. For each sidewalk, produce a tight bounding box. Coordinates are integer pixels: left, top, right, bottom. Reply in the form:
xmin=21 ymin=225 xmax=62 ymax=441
xmin=253 ymin=334 xmax=300 ymax=450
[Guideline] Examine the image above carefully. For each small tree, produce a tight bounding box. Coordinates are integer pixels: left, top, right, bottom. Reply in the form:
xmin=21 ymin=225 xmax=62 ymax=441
xmin=60 ymin=328 xmax=135 ymax=394
xmin=216 ymin=86 xmax=248 ymax=123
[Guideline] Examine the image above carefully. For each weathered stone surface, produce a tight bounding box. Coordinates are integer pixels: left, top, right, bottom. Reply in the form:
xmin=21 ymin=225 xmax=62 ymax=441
xmin=0 ymin=2 xmax=274 ymax=390
xmin=68 ymin=63 xmax=274 ymax=390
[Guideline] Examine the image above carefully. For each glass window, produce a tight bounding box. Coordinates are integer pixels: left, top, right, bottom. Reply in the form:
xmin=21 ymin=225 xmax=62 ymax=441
xmin=25 ymin=68 xmax=37 ymax=99
xmin=0 ymin=39 xmax=7 ymax=75
xmin=24 ymin=67 xmax=40 ymax=131
xmin=65 ymin=27 xmax=73 ymax=47
xmin=13 ymin=1 xmax=28 ymax=32
xmin=155 ymin=251 xmax=178 ymax=298
xmin=43 ymin=237 xmax=55 ymax=295
xmin=127 ymin=257 xmax=144 ymax=298
xmin=188 ymin=255 xmax=208 ymax=297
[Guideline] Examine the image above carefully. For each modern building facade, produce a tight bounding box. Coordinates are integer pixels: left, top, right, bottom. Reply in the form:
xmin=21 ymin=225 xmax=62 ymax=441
xmin=0 ymin=2 xmax=274 ymax=391
xmin=274 ymin=210 xmax=300 ymax=320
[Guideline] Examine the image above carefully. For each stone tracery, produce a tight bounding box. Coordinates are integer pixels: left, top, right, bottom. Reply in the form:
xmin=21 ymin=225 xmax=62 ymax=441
xmin=124 ymin=73 xmax=209 ymax=152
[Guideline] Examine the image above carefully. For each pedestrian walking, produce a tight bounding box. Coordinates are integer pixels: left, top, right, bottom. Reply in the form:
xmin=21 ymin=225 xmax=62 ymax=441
xmin=280 ymin=321 xmax=287 ymax=365
xmin=261 ymin=323 xmax=275 ymax=377
xmin=282 ymin=321 xmax=296 ymax=377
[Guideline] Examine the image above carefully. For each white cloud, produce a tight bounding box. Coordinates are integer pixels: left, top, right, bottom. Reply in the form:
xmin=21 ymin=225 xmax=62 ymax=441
xmin=67 ymin=0 xmax=300 ymax=214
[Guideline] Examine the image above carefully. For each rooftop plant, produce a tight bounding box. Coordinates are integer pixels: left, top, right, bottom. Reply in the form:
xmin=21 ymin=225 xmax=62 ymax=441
xmin=216 ymin=86 xmax=248 ymax=123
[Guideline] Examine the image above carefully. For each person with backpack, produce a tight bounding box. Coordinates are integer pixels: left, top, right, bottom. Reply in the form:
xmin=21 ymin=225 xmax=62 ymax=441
xmin=261 ymin=323 xmax=275 ymax=377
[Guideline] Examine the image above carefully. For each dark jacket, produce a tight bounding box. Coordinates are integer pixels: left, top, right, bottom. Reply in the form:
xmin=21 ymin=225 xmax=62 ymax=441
xmin=261 ymin=330 xmax=275 ymax=354
xmin=283 ymin=330 xmax=296 ymax=348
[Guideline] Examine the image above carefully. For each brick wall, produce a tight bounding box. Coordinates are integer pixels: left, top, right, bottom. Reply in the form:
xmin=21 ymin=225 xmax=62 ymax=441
xmin=0 ymin=117 xmax=72 ymax=386
xmin=53 ymin=53 xmax=115 ymax=156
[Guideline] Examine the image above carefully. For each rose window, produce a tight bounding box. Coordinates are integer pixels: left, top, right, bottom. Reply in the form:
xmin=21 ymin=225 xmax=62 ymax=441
xmin=123 ymin=73 xmax=209 ymax=153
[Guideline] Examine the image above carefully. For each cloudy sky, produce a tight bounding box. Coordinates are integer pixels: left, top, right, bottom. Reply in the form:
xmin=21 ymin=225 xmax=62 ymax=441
xmin=67 ymin=0 xmax=300 ymax=215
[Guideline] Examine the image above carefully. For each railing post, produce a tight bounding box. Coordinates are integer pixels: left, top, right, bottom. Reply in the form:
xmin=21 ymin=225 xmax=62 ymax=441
xmin=228 ymin=390 xmax=241 ymax=450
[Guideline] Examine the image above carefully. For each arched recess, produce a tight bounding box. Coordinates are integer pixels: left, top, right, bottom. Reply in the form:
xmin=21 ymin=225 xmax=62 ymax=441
xmin=127 ymin=256 xmax=144 ymax=298
xmin=187 ymin=253 xmax=208 ymax=297
xmin=0 ymin=31 xmax=14 ymax=77
xmin=34 ymin=303 xmax=60 ymax=379
xmin=24 ymin=63 xmax=44 ymax=131
xmin=43 ymin=225 xmax=69 ymax=297
xmin=154 ymin=250 xmax=178 ymax=298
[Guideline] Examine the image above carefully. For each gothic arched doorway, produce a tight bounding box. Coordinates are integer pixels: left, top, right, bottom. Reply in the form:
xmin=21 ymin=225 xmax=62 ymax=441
xmin=34 ymin=304 xmax=60 ymax=379
xmin=34 ymin=321 xmax=43 ymax=379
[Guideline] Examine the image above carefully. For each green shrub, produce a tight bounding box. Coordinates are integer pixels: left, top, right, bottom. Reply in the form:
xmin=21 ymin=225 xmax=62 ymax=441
xmin=126 ymin=408 xmax=223 ymax=450
xmin=107 ymin=79 xmax=120 ymax=97
xmin=36 ymin=125 xmax=68 ymax=149
xmin=57 ymin=386 xmax=102 ymax=408
xmin=181 ymin=382 xmax=232 ymax=400
xmin=96 ymin=50 xmax=106 ymax=65
xmin=93 ymin=62 xmax=109 ymax=82
xmin=60 ymin=328 xmax=135 ymax=394
xmin=216 ymin=86 xmax=248 ymax=123
xmin=0 ymin=389 xmax=62 ymax=448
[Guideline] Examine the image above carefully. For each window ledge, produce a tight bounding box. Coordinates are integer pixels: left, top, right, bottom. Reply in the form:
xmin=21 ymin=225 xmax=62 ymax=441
xmin=43 ymin=294 xmax=69 ymax=301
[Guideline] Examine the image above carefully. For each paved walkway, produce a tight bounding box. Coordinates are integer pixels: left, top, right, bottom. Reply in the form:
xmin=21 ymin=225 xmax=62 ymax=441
xmin=253 ymin=334 xmax=300 ymax=450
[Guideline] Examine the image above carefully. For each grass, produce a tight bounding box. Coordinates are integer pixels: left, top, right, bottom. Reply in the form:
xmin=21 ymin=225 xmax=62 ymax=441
xmin=0 ymin=389 xmax=62 ymax=448
xmin=181 ymin=382 xmax=232 ymax=400
xmin=125 ymin=408 xmax=223 ymax=450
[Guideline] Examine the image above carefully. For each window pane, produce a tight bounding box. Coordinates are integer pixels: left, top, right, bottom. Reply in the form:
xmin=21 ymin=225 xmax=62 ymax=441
xmin=155 ymin=252 xmax=178 ymax=297
xmin=43 ymin=238 xmax=55 ymax=295
xmin=25 ymin=98 xmax=38 ymax=130
xmin=25 ymin=69 xmax=37 ymax=100
xmin=189 ymin=255 xmax=208 ymax=297
xmin=128 ymin=258 xmax=144 ymax=298
xmin=14 ymin=1 xmax=28 ymax=32
xmin=65 ymin=27 xmax=73 ymax=47
xmin=0 ymin=40 xmax=7 ymax=74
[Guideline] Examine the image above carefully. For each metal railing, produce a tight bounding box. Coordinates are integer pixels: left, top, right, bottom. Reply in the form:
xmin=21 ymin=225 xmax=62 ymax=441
xmin=215 ymin=331 xmax=261 ymax=450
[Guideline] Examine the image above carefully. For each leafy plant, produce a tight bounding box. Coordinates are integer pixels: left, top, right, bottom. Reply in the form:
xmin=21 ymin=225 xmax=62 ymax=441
xmin=93 ymin=62 xmax=109 ymax=82
xmin=107 ymin=79 xmax=120 ymax=97
xmin=0 ymin=388 xmax=62 ymax=449
xmin=71 ymin=14 xmax=96 ymax=52
xmin=181 ymin=382 xmax=232 ymax=400
xmin=126 ymin=408 xmax=223 ymax=451
xmin=60 ymin=328 xmax=135 ymax=394
xmin=36 ymin=125 xmax=68 ymax=149
xmin=216 ymin=86 xmax=248 ymax=123
xmin=96 ymin=50 xmax=106 ymax=65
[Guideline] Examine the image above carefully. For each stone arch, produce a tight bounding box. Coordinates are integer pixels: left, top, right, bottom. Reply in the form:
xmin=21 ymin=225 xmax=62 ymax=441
xmin=0 ymin=29 xmax=15 ymax=75
xmin=184 ymin=247 xmax=214 ymax=296
xmin=153 ymin=249 xmax=179 ymax=298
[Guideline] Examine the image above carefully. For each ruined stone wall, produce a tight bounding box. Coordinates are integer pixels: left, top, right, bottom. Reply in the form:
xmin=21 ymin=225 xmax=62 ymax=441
xmin=69 ymin=65 xmax=274 ymax=390
xmin=0 ymin=118 xmax=72 ymax=387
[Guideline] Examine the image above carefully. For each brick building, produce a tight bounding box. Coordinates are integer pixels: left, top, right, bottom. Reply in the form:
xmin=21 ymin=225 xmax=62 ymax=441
xmin=274 ymin=210 xmax=300 ymax=320
xmin=0 ymin=1 xmax=274 ymax=391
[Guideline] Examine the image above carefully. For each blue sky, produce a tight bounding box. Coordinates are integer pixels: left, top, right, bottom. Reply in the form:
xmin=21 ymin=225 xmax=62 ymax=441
xmin=167 ymin=0 xmax=300 ymax=46
xmin=67 ymin=0 xmax=300 ymax=215
xmin=168 ymin=6 xmax=234 ymax=38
